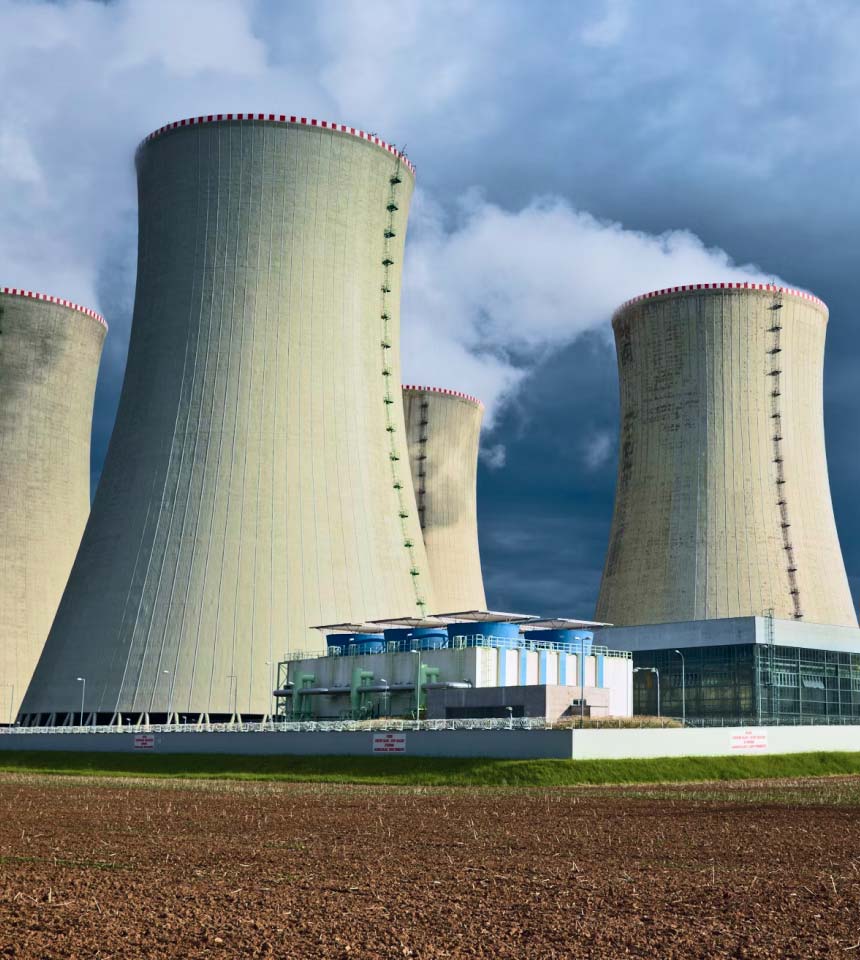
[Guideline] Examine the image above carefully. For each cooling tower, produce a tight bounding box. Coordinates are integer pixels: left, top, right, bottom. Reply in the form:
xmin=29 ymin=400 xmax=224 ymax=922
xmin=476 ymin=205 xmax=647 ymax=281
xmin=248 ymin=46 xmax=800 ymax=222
xmin=403 ymin=386 xmax=486 ymax=612
xmin=596 ymin=282 xmax=857 ymax=629
xmin=0 ymin=288 xmax=106 ymax=723
xmin=20 ymin=114 xmax=432 ymax=725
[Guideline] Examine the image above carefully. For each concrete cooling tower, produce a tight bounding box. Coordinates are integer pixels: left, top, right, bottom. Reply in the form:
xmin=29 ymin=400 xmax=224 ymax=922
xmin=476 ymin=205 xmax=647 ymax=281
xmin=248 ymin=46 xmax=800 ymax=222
xmin=403 ymin=386 xmax=486 ymax=612
xmin=596 ymin=282 xmax=857 ymax=629
xmin=0 ymin=288 xmax=106 ymax=723
xmin=20 ymin=114 xmax=432 ymax=726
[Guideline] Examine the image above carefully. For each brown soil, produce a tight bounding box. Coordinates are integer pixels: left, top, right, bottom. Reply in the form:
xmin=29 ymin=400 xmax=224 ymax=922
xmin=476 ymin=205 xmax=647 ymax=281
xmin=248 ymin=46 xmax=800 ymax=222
xmin=0 ymin=774 xmax=858 ymax=959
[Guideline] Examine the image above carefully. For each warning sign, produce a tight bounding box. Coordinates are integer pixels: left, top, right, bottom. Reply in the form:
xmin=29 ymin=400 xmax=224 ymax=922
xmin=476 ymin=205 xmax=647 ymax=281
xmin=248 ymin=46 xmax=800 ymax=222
xmin=372 ymin=733 xmax=407 ymax=754
xmin=730 ymin=729 xmax=768 ymax=752
xmin=133 ymin=734 xmax=155 ymax=750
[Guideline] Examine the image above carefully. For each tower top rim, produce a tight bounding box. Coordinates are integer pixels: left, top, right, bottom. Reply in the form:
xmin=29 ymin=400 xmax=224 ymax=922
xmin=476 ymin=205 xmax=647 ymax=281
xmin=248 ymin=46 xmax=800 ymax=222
xmin=138 ymin=114 xmax=415 ymax=176
xmin=613 ymin=282 xmax=827 ymax=322
xmin=403 ymin=384 xmax=484 ymax=408
xmin=0 ymin=287 xmax=107 ymax=330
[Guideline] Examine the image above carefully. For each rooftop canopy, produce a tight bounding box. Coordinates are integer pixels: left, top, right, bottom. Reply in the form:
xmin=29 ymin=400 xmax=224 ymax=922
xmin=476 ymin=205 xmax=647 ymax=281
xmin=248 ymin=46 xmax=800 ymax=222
xmin=431 ymin=610 xmax=539 ymax=624
xmin=524 ymin=618 xmax=612 ymax=630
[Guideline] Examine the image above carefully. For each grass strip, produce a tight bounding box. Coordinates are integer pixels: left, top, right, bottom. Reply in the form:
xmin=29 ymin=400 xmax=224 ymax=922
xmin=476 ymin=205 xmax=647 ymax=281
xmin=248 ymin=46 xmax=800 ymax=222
xmin=0 ymin=750 xmax=859 ymax=786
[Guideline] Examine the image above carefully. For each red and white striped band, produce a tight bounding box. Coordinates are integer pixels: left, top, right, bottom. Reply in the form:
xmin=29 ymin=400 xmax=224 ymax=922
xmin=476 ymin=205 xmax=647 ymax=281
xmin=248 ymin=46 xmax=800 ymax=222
xmin=615 ymin=281 xmax=827 ymax=319
xmin=0 ymin=287 xmax=107 ymax=329
xmin=403 ymin=384 xmax=484 ymax=408
xmin=140 ymin=114 xmax=415 ymax=175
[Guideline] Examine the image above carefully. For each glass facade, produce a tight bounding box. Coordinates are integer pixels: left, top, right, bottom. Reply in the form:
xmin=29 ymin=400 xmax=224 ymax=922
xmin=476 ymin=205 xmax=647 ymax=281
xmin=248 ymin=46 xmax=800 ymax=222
xmin=633 ymin=644 xmax=860 ymax=723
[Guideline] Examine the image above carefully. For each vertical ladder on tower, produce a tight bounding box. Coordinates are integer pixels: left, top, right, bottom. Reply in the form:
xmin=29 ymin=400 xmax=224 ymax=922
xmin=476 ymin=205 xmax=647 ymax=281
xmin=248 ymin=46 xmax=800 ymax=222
xmin=379 ymin=151 xmax=425 ymax=612
xmin=767 ymin=290 xmax=803 ymax=620
xmin=416 ymin=397 xmax=429 ymax=530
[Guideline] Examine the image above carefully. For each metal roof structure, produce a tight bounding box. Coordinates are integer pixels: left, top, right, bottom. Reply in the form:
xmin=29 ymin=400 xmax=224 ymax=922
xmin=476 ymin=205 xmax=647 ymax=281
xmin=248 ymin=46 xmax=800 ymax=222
xmin=432 ymin=610 xmax=539 ymax=623
xmin=366 ymin=616 xmax=455 ymax=628
xmin=524 ymin=618 xmax=612 ymax=630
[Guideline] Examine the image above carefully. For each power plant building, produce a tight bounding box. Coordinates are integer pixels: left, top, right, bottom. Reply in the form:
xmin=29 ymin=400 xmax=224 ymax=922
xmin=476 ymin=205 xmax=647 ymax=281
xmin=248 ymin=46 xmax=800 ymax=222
xmin=278 ymin=613 xmax=631 ymax=722
xmin=595 ymin=282 xmax=860 ymax=723
xmin=597 ymin=282 xmax=857 ymax=629
xmin=0 ymin=289 xmax=106 ymax=724
xmin=20 ymin=115 xmax=433 ymax=726
xmin=403 ymin=385 xmax=486 ymax=612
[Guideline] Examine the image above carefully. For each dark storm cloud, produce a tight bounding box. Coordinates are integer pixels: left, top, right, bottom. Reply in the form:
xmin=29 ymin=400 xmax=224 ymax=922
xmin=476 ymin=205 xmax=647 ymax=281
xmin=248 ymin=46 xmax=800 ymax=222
xmin=478 ymin=333 xmax=619 ymax=614
xmin=2 ymin=0 xmax=858 ymax=617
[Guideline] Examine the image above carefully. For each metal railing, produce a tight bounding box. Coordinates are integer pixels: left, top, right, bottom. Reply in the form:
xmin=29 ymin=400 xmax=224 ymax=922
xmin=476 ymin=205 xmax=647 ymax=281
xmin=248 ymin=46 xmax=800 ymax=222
xmin=0 ymin=717 xmax=553 ymax=735
xmin=4 ymin=716 xmax=857 ymax=736
xmin=282 ymin=636 xmax=632 ymax=661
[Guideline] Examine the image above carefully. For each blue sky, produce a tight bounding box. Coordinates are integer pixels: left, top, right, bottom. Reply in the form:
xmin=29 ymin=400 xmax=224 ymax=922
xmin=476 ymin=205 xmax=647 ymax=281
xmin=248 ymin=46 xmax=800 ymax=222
xmin=2 ymin=0 xmax=858 ymax=617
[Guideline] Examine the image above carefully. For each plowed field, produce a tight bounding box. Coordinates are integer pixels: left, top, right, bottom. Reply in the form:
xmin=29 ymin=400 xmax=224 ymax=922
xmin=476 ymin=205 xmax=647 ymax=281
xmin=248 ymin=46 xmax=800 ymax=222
xmin=0 ymin=774 xmax=858 ymax=959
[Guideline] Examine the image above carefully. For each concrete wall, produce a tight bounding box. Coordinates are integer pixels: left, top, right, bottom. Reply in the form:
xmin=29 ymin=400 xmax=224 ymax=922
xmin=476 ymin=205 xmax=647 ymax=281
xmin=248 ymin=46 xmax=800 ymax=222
xmin=0 ymin=290 xmax=105 ymax=723
xmin=597 ymin=284 xmax=857 ymax=628
xmin=20 ymin=118 xmax=433 ymax=723
xmin=570 ymin=724 xmax=860 ymax=759
xmin=604 ymin=656 xmax=633 ymax=716
xmin=403 ymin=386 xmax=486 ymax=612
xmin=0 ymin=729 xmax=573 ymax=759
xmin=0 ymin=723 xmax=856 ymax=760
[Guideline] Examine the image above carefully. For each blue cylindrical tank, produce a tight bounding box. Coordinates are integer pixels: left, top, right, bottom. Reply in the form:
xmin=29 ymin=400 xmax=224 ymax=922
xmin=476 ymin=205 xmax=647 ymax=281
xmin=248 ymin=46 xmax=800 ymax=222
xmin=382 ymin=627 xmax=412 ymax=646
xmin=327 ymin=632 xmax=385 ymax=655
xmin=523 ymin=629 xmax=593 ymax=654
xmin=411 ymin=627 xmax=449 ymax=650
xmin=383 ymin=627 xmax=449 ymax=650
xmin=446 ymin=620 xmax=522 ymax=649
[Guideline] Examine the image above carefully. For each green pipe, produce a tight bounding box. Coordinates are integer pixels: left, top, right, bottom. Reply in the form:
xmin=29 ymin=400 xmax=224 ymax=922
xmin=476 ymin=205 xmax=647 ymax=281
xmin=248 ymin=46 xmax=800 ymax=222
xmin=293 ymin=673 xmax=316 ymax=719
xmin=351 ymin=669 xmax=374 ymax=718
xmin=415 ymin=665 xmax=440 ymax=715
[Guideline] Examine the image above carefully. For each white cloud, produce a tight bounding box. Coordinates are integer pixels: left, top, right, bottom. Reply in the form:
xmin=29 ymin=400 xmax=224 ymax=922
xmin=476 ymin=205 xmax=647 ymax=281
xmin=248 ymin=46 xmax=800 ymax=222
xmin=479 ymin=444 xmax=507 ymax=470
xmin=581 ymin=0 xmax=631 ymax=48
xmin=402 ymin=189 xmax=774 ymax=422
xmin=0 ymin=131 xmax=42 ymax=186
xmin=582 ymin=431 xmax=613 ymax=471
xmin=0 ymin=0 xmax=797 ymax=434
xmin=111 ymin=0 xmax=267 ymax=78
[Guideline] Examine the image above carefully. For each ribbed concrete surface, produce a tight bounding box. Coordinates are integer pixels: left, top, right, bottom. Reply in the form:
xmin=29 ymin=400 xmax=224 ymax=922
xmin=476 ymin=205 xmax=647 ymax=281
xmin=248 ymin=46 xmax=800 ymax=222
xmin=21 ymin=119 xmax=432 ymax=723
xmin=0 ymin=292 xmax=105 ymax=722
xmin=403 ymin=387 xmax=486 ymax=612
xmin=596 ymin=284 xmax=857 ymax=628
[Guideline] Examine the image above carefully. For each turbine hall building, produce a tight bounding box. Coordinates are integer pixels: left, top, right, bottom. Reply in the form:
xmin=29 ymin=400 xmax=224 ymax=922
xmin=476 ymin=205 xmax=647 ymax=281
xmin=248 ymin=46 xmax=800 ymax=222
xmin=0 ymin=288 xmax=106 ymax=724
xmin=403 ymin=385 xmax=486 ymax=612
xmin=20 ymin=114 xmax=433 ymax=727
xmin=594 ymin=282 xmax=860 ymax=723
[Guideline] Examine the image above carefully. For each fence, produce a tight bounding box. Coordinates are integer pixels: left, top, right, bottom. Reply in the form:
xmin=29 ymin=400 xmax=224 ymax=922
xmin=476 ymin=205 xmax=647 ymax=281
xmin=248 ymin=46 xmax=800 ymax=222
xmin=282 ymin=636 xmax=632 ymax=661
xmin=4 ymin=715 xmax=859 ymax=737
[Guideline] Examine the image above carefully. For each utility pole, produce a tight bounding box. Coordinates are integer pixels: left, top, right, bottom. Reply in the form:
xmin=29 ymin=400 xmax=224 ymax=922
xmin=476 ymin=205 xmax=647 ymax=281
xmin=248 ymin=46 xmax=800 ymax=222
xmin=76 ymin=677 xmax=86 ymax=727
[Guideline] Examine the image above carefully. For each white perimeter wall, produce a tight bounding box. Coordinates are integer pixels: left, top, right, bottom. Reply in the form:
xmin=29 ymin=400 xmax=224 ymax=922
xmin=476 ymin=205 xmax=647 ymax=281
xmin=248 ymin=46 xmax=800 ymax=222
xmin=571 ymin=725 xmax=860 ymax=759
xmin=0 ymin=724 xmax=857 ymax=759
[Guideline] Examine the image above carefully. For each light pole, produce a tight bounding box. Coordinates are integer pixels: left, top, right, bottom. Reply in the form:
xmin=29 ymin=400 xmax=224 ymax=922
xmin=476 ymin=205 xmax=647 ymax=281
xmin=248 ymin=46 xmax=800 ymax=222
xmin=633 ymin=667 xmax=660 ymax=718
xmin=411 ymin=651 xmax=422 ymax=721
xmin=673 ymin=650 xmax=686 ymax=725
xmin=265 ymin=661 xmax=275 ymax=723
xmin=505 ymin=705 xmax=513 ymax=730
xmin=378 ymin=678 xmax=390 ymax=718
xmin=75 ymin=677 xmax=86 ymax=727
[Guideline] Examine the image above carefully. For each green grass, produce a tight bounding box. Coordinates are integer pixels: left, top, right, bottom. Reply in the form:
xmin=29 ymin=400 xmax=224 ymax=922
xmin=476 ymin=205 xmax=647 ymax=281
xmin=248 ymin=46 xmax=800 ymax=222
xmin=0 ymin=750 xmax=859 ymax=787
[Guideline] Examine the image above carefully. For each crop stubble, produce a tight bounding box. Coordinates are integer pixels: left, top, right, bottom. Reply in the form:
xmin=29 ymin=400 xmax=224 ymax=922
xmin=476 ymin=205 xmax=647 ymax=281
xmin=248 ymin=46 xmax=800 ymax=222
xmin=0 ymin=774 xmax=858 ymax=959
